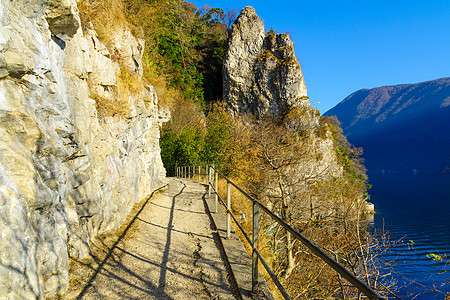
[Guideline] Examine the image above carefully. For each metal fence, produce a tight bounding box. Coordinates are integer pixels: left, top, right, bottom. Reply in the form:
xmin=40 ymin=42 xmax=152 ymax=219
xmin=176 ymin=164 xmax=384 ymax=300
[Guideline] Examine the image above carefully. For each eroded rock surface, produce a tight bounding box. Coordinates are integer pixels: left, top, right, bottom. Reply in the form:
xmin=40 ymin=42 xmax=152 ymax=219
xmin=0 ymin=1 xmax=167 ymax=298
xmin=223 ymin=6 xmax=309 ymax=117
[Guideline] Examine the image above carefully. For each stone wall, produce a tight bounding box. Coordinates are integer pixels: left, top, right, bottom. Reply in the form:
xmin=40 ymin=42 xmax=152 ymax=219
xmin=0 ymin=1 xmax=167 ymax=298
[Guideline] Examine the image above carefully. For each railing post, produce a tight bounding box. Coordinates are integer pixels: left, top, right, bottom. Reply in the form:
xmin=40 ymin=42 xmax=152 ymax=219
xmin=205 ymin=165 xmax=208 ymax=184
xmin=252 ymin=202 xmax=260 ymax=293
xmin=214 ymin=168 xmax=219 ymax=213
xmin=198 ymin=165 xmax=201 ymax=182
xmin=227 ymin=181 xmax=231 ymax=239
xmin=208 ymin=165 xmax=211 ymax=198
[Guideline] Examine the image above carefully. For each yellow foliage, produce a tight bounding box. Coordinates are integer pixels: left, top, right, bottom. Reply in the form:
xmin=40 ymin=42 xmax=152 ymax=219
xmin=142 ymin=60 xmax=179 ymax=108
xmin=117 ymin=67 xmax=144 ymax=96
xmin=78 ymin=0 xmax=130 ymax=40
xmin=91 ymin=93 xmax=129 ymax=118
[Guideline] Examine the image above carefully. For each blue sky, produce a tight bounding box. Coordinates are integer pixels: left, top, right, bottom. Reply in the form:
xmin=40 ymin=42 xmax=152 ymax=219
xmin=190 ymin=0 xmax=450 ymax=113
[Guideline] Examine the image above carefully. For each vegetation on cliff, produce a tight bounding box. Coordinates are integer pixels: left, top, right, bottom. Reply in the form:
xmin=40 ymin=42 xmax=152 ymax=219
xmin=78 ymin=0 xmax=230 ymax=109
xmin=79 ymin=0 xmax=235 ymax=170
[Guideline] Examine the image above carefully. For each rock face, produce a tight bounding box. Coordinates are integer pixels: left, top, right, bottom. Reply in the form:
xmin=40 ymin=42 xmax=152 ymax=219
xmin=223 ymin=6 xmax=338 ymax=172
xmin=223 ymin=6 xmax=308 ymax=117
xmin=0 ymin=1 xmax=167 ymax=298
xmin=223 ymin=7 xmax=346 ymax=214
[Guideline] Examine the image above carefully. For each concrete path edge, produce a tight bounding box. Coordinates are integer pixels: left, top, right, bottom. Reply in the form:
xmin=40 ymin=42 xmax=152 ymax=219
xmin=199 ymin=181 xmax=276 ymax=300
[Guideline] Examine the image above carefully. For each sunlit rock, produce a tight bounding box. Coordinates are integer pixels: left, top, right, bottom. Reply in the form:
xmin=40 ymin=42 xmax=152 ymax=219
xmin=0 ymin=1 xmax=167 ymax=298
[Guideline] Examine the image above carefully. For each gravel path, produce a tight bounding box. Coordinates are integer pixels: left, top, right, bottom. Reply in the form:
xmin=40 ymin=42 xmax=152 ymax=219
xmin=61 ymin=178 xmax=238 ymax=299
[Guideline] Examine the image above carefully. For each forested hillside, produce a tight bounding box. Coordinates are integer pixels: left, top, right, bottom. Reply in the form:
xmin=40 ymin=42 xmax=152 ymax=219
xmin=325 ymin=77 xmax=450 ymax=173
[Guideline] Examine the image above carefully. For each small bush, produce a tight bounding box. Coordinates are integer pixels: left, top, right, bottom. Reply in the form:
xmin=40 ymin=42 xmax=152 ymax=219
xmin=91 ymin=93 xmax=129 ymax=118
xmin=116 ymin=68 xmax=144 ymax=98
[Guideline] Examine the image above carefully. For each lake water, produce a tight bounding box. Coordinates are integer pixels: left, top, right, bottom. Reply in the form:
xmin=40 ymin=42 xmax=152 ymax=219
xmin=368 ymin=173 xmax=450 ymax=299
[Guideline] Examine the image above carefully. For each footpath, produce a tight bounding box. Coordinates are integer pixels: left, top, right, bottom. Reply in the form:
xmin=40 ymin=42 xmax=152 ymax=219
xmin=60 ymin=178 xmax=240 ymax=299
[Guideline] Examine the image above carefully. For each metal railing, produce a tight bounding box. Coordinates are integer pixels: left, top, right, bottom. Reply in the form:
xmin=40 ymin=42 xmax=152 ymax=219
xmin=176 ymin=164 xmax=384 ymax=300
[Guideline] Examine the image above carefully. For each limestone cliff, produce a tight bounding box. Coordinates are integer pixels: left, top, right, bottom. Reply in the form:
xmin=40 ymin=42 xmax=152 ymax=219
xmin=223 ymin=6 xmax=309 ymax=118
xmin=223 ymin=6 xmax=342 ymax=187
xmin=0 ymin=0 xmax=167 ymax=298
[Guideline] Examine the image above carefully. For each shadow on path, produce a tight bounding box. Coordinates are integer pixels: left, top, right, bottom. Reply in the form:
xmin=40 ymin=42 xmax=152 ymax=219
xmin=68 ymin=179 xmax=239 ymax=300
xmin=76 ymin=184 xmax=168 ymax=299
xmin=158 ymin=182 xmax=186 ymax=290
xmin=136 ymin=217 xmax=213 ymax=240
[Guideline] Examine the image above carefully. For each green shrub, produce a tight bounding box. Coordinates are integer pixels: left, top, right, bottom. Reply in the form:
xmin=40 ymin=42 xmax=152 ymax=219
xmin=160 ymin=102 xmax=236 ymax=174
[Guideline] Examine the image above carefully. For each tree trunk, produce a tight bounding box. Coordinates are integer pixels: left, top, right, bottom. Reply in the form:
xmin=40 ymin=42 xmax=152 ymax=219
xmin=285 ymin=230 xmax=295 ymax=278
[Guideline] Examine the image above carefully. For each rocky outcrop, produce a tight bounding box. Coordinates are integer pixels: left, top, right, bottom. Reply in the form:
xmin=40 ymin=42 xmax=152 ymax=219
xmin=223 ymin=6 xmax=309 ymax=118
xmin=223 ymin=7 xmax=374 ymax=219
xmin=0 ymin=1 xmax=167 ymax=298
xmin=223 ymin=6 xmax=339 ymax=174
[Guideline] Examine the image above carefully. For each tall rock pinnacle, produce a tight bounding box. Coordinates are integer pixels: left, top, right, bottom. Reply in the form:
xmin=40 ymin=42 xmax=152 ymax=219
xmin=223 ymin=6 xmax=308 ymax=117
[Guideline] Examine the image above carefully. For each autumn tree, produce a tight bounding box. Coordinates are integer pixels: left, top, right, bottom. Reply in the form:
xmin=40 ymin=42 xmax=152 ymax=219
xmin=227 ymin=112 xmax=396 ymax=299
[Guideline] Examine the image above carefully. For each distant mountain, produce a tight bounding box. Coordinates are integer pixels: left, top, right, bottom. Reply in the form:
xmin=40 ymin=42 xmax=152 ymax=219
xmin=325 ymin=77 xmax=450 ymax=174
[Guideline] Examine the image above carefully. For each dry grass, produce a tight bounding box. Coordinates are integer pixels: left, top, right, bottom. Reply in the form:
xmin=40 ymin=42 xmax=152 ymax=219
xmin=116 ymin=67 xmax=144 ymax=98
xmin=142 ymin=59 xmax=179 ymax=108
xmin=91 ymin=92 xmax=129 ymax=118
xmin=78 ymin=0 xmax=156 ymax=117
xmin=78 ymin=0 xmax=130 ymax=41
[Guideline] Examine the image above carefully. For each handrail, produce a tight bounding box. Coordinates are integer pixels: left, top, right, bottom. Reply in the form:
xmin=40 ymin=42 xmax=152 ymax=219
xmin=176 ymin=164 xmax=385 ymax=300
